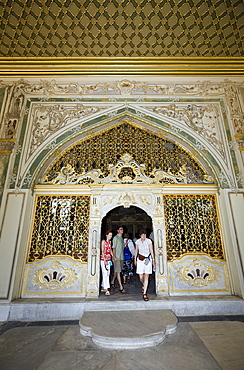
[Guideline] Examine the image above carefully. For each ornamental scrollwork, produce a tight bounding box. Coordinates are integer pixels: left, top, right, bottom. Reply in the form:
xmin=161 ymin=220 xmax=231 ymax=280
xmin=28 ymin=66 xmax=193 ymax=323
xmin=2 ymin=83 xmax=25 ymax=140
xmin=0 ymin=140 xmax=15 ymax=152
xmin=28 ymin=195 xmax=90 ymax=263
xmin=117 ymin=192 xmax=136 ymax=208
xmin=32 ymin=261 xmax=78 ymax=290
xmin=148 ymin=104 xmax=223 ymax=155
xmin=29 ymin=103 xmax=103 ymax=155
xmin=2 ymin=79 xmax=232 ymax=97
xmin=39 ymin=153 xmax=214 ymax=186
xmin=176 ymin=258 xmax=220 ymax=287
xmin=164 ymin=195 xmax=224 ymax=261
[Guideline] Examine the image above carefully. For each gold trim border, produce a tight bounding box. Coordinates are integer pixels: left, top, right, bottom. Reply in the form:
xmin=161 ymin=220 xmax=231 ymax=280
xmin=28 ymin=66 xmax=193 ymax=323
xmin=0 ymin=57 xmax=244 ymax=76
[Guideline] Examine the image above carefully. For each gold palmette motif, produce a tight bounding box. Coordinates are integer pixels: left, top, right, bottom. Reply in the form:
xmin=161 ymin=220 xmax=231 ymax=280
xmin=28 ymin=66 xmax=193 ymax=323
xmin=28 ymin=195 xmax=90 ymax=263
xmin=43 ymin=123 xmax=207 ymax=183
xmin=164 ymin=194 xmax=224 ymax=262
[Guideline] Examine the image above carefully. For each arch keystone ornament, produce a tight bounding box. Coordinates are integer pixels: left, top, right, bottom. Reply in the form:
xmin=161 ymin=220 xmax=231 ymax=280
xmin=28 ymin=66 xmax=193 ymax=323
xmin=117 ymin=192 xmax=136 ymax=208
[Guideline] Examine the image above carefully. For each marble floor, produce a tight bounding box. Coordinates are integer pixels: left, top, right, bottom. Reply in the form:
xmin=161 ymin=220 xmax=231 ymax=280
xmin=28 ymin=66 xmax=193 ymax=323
xmin=0 ymin=315 xmax=244 ymax=370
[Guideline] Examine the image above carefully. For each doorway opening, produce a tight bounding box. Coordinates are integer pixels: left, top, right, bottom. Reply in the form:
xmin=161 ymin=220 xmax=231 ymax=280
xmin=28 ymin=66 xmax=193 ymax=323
xmin=99 ymin=205 xmax=155 ymax=299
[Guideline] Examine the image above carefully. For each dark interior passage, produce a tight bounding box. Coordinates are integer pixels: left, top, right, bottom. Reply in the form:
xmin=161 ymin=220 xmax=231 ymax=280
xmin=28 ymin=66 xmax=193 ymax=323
xmin=101 ymin=205 xmax=153 ymax=240
xmin=100 ymin=205 xmax=155 ymax=299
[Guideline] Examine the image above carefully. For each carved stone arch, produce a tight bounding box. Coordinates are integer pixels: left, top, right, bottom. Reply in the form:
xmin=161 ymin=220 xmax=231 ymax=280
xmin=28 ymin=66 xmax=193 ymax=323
xmin=19 ymin=105 xmax=234 ymax=189
xmin=35 ymin=118 xmax=217 ymax=187
xmin=128 ymin=103 xmax=232 ymax=187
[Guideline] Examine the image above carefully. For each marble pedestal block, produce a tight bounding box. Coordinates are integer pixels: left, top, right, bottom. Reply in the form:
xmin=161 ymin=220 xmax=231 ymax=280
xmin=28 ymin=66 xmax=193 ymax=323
xmin=79 ymin=309 xmax=178 ymax=349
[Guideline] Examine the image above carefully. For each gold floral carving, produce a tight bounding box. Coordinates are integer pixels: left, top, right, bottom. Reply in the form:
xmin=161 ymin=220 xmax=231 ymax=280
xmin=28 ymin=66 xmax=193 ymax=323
xmin=164 ymin=194 xmax=224 ymax=261
xmin=28 ymin=195 xmax=90 ymax=262
xmin=39 ymin=123 xmax=213 ymax=186
xmin=176 ymin=258 xmax=220 ymax=287
xmin=32 ymin=261 xmax=78 ymax=290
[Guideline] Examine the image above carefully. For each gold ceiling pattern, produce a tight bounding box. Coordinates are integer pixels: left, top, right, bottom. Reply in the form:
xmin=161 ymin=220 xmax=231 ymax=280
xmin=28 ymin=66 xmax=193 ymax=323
xmin=0 ymin=0 xmax=243 ymax=58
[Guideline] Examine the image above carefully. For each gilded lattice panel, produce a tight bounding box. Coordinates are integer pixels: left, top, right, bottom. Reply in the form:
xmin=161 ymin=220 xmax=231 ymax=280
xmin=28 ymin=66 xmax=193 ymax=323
xmin=163 ymin=194 xmax=224 ymax=261
xmin=28 ymin=195 xmax=90 ymax=262
xmin=0 ymin=0 xmax=243 ymax=57
xmin=43 ymin=123 xmax=206 ymax=183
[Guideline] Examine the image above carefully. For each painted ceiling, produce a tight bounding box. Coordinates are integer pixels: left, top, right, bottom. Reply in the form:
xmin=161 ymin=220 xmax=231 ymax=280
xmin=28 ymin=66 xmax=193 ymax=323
xmin=0 ymin=0 xmax=243 ymax=75
xmin=1 ymin=0 xmax=243 ymax=57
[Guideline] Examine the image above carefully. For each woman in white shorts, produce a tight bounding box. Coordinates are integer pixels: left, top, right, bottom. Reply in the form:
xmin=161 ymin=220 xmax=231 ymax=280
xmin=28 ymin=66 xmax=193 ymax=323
xmin=134 ymin=230 xmax=156 ymax=301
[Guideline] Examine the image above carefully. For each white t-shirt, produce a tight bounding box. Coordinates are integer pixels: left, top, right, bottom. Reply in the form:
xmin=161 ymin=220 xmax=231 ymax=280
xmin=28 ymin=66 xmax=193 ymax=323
xmin=136 ymin=238 xmax=151 ymax=257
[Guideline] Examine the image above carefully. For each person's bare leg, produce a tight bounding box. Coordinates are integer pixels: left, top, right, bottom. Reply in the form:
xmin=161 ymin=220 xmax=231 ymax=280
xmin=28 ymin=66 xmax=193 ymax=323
xmin=143 ymin=274 xmax=149 ymax=294
xmin=111 ymin=272 xmax=116 ymax=286
xmin=139 ymin=273 xmax=144 ymax=292
xmin=117 ymin=272 xmax=124 ymax=290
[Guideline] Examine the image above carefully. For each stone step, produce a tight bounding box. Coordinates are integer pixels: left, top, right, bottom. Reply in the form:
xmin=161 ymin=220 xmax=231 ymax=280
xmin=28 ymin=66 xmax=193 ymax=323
xmin=79 ymin=309 xmax=178 ymax=349
xmin=3 ymin=295 xmax=243 ymax=322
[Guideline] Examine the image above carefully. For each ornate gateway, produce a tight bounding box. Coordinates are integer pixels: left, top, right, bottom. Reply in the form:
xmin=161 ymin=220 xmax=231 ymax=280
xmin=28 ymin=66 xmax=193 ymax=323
xmin=22 ymin=121 xmax=229 ymax=298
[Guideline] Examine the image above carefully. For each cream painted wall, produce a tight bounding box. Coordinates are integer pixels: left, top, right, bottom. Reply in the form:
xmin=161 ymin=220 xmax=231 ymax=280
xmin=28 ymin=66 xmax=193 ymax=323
xmin=218 ymin=190 xmax=244 ymax=298
xmin=229 ymin=193 xmax=244 ymax=280
xmin=0 ymin=192 xmax=25 ymax=299
xmin=11 ymin=190 xmax=33 ymax=300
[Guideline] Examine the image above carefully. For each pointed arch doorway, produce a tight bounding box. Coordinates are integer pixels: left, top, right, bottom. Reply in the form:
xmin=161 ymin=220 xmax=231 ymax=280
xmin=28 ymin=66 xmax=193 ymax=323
xmin=100 ymin=205 xmax=156 ymax=299
xmin=22 ymin=119 xmax=230 ymax=300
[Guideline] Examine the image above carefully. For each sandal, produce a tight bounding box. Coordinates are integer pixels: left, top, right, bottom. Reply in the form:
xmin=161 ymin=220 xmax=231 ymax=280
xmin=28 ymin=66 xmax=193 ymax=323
xmin=119 ymin=288 xmax=127 ymax=294
xmin=105 ymin=291 xmax=110 ymax=296
xmin=141 ymin=287 xmax=144 ymax=294
xmin=143 ymin=294 xmax=149 ymax=301
xmin=111 ymin=284 xmax=115 ymax=289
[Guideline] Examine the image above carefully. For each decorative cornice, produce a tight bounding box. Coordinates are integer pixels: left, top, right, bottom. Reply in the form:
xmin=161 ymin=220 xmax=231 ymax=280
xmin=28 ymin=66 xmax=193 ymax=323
xmin=0 ymin=58 xmax=244 ymax=76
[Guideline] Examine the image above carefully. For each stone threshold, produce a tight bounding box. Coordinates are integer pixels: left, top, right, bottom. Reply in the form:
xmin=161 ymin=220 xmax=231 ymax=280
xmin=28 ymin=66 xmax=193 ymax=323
xmin=2 ymin=295 xmax=243 ymax=321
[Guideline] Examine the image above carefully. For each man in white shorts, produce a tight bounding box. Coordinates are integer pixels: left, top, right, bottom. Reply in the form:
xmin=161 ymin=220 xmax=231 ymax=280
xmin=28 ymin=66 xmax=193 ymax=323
xmin=134 ymin=230 xmax=156 ymax=301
